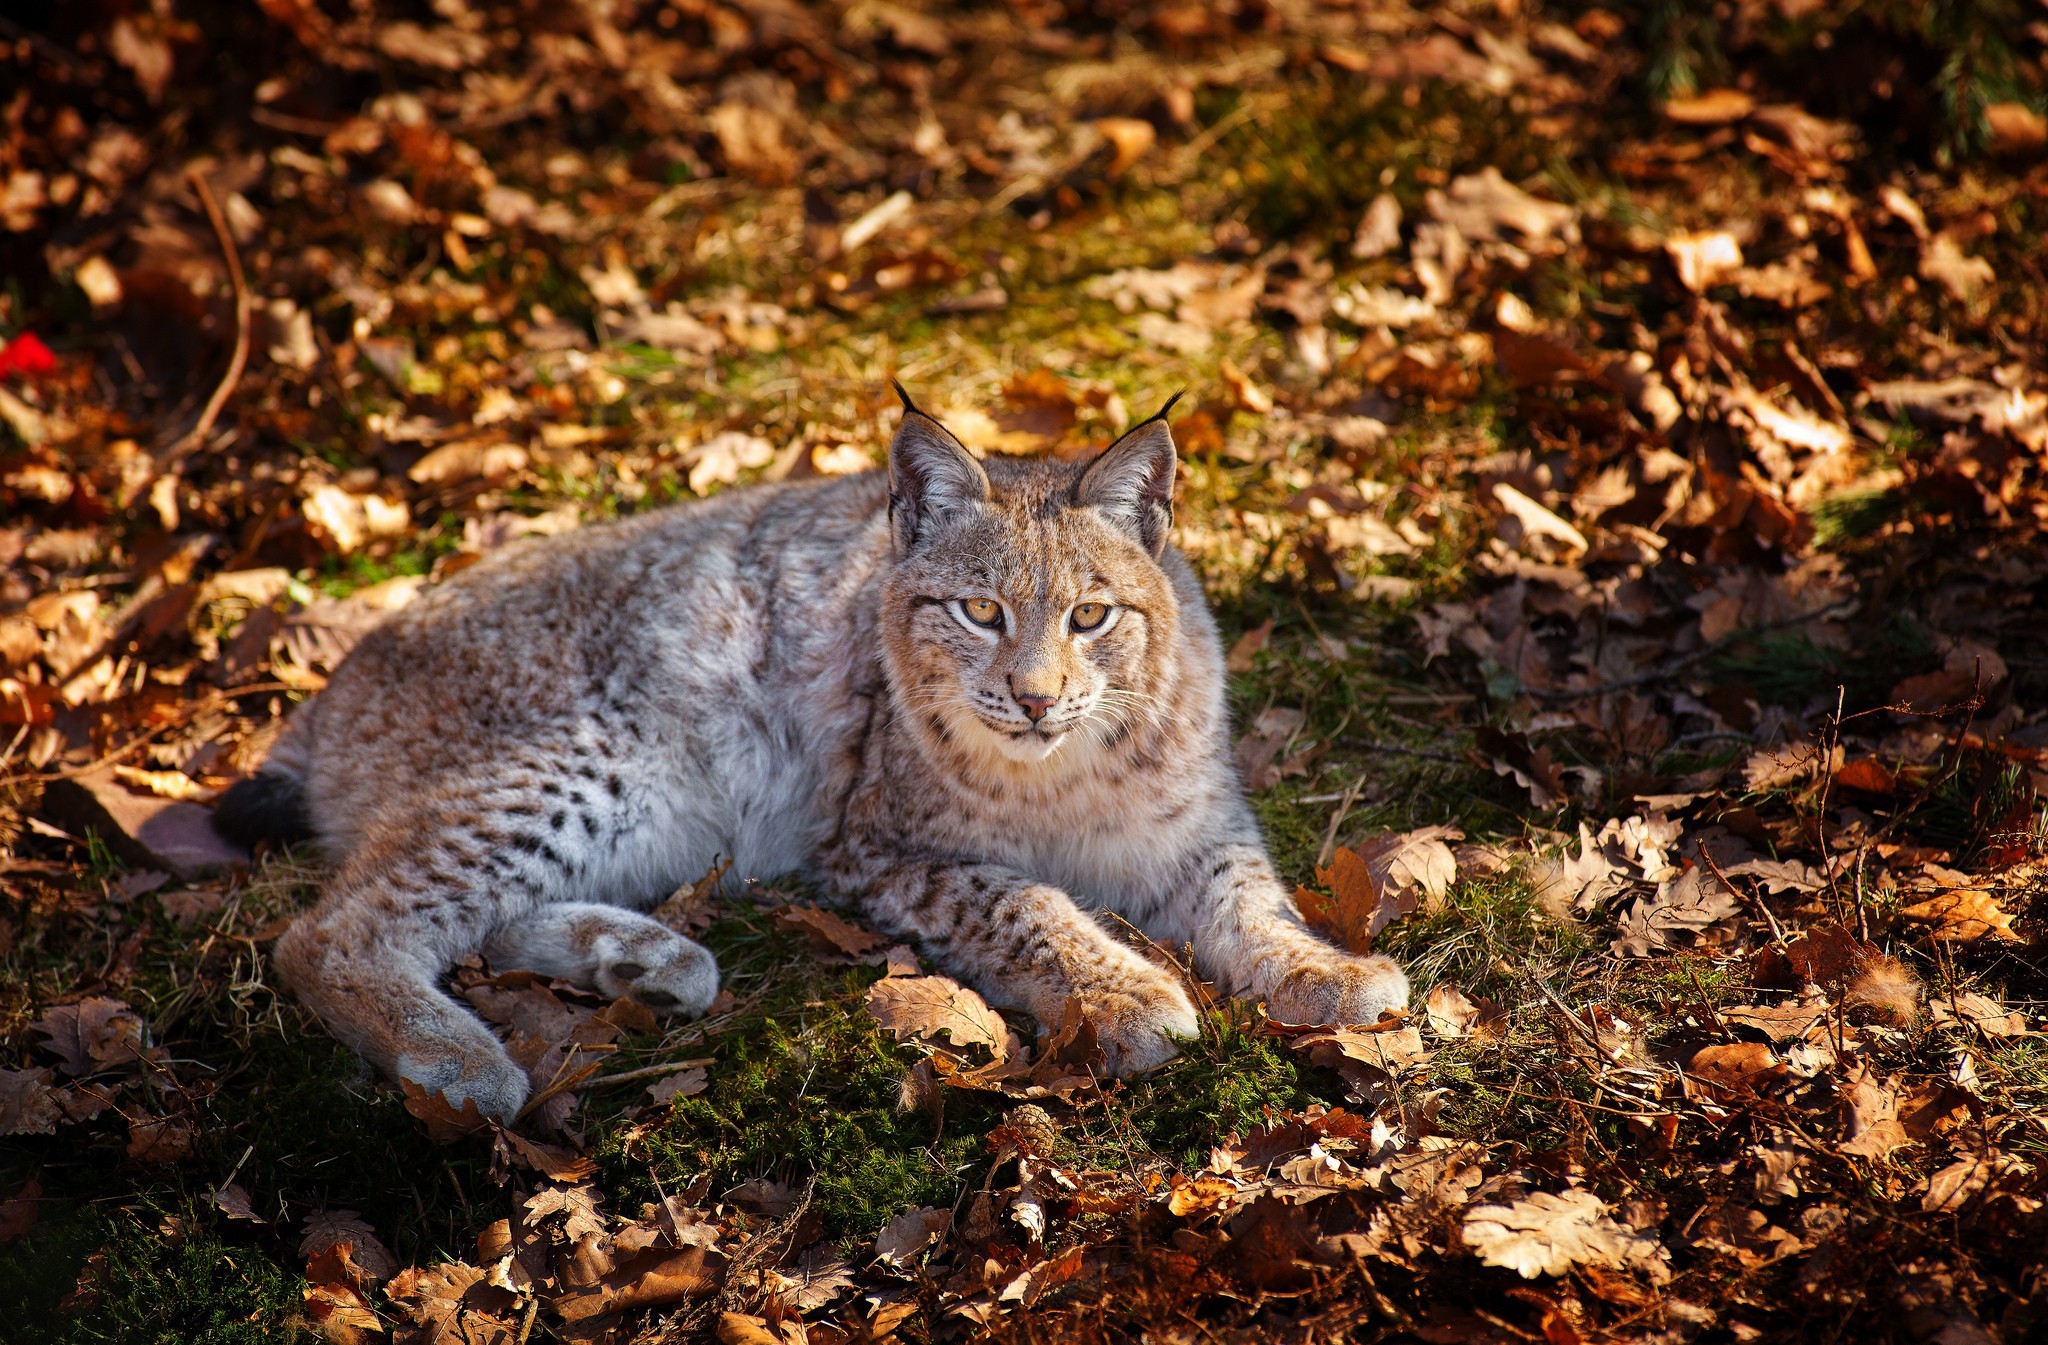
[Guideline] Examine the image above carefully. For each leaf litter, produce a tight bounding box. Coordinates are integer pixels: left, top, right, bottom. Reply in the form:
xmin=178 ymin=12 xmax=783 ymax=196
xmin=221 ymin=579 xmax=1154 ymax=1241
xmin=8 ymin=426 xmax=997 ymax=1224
xmin=3 ymin=0 xmax=2048 ymax=1342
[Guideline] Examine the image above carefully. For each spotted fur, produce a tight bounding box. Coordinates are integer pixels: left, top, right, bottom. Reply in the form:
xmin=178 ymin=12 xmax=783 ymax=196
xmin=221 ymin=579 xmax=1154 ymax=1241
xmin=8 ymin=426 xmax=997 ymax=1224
xmin=242 ymin=402 xmax=1408 ymax=1119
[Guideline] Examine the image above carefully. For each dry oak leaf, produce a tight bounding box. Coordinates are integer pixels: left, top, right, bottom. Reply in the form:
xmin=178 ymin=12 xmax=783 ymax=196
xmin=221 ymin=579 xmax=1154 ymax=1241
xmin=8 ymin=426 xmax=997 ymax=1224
xmin=399 ymin=1078 xmax=492 ymax=1143
xmin=1463 ymin=1189 xmax=1672 ymax=1283
xmin=1425 ymin=985 xmax=1508 ymax=1040
xmin=301 ymin=1209 xmax=400 ymax=1288
xmin=873 ymin=1206 xmax=951 ymax=1268
xmin=1929 ymin=991 xmax=2028 ymax=1039
xmin=1167 ymin=1175 xmax=1241 ymax=1218
xmin=0 ymin=1068 xmax=61 ymax=1136
xmin=1897 ymin=889 xmax=2022 ymax=944
xmin=1921 ymin=1152 xmax=2021 ymax=1214
xmin=1688 ymin=1042 xmax=1786 ymax=1092
xmin=866 ymin=976 xmax=1010 ymax=1060
xmin=34 ymin=998 xmax=149 ymax=1077
xmin=1612 ymin=868 xmax=1741 ymax=958
xmin=772 ymin=903 xmax=886 ymax=962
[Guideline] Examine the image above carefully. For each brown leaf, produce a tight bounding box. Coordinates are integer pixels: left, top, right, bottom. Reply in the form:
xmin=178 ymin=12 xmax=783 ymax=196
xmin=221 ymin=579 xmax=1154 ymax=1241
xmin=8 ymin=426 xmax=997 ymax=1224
xmin=1665 ymin=230 xmax=1744 ymax=292
xmin=1167 ymin=1174 xmax=1240 ymax=1217
xmin=873 ymin=1206 xmax=951 ymax=1267
xmin=1929 ymin=991 xmax=2028 ymax=1039
xmin=772 ymin=903 xmax=886 ymax=962
xmin=1612 ymin=868 xmax=1741 ymax=958
xmin=0 ymin=1179 xmax=42 ymax=1245
xmin=1474 ymin=727 xmax=1569 ymax=809
xmin=33 ymin=998 xmax=149 ymax=1077
xmin=406 ymin=440 xmax=529 ymax=487
xmin=399 ymin=1077 xmax=493 ymax=1142
xmin=0 ymin=1068 xmax=61 ymax=1136
xmin=301 ymin=1210 xmax=399 ymax=1288
xmin=1688 ymin=1042 xmax=1785 ymax=1092
xmin=1896 ymin=889 xmax=2022 ymax=944
xmin=126 ymin=1114 xmax=195 ymax=1165
xmin=647 ymin=1067 xmax=708 ymax=1105
xmin=1662 ymin=88 xmax=1757 ymax=124
xmin=212 ymin=1182 xmax=269 ymax=1225
xmin=1424 ymin=985 xmax=1507 ymax=1040
xmin=866 ymin=976 xmax=1009 ymax=1060
xmin=1463 ymin=1190 xmax=1671 ymax=1283
xmin=1094 ymin=117 xmax=1156 ymax=178
xmin=1225 ymin=619 xmax=1273 ymax=673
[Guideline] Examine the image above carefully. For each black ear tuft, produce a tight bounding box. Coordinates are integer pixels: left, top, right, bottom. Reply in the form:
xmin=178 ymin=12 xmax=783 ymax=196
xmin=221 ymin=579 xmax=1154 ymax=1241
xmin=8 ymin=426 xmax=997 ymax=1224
xmin=1073 ymin=417 xmax=1177 ymax=556
xmin=1146 ymin=389 xmax=1187 ymax=423
xmin=891 ymin=379 xmax=921 ymax=415
xmin=887 ymin=401 xmax=989 ymax=553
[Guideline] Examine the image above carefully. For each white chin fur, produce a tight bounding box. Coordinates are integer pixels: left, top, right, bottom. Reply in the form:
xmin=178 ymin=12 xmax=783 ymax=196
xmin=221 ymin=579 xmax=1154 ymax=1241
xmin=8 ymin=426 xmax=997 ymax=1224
xmin=994 ymin=731 xmax=1065 ymax=762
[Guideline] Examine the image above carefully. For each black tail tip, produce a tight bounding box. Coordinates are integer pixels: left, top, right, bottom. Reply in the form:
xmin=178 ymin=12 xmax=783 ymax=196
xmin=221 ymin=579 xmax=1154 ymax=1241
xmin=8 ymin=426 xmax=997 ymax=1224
xmin=211 ymin=772 xmax=315 ymax=851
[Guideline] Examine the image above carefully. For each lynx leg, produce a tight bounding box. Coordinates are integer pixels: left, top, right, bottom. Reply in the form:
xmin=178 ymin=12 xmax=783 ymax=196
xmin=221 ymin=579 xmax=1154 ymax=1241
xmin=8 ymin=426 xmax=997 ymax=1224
xmin=484 ymin=903 xmax=718 ymax=1016
xmin=275 ymin=881 xmax=531 ymax=1121
xmin=1190 ymin=842 xmax=1410 ymax=1026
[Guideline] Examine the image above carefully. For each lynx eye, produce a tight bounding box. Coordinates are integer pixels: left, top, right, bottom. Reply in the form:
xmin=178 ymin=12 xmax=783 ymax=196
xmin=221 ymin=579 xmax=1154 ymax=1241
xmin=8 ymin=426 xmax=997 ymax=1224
xmin=1070 ymin=602 xmax=1110 ymax=632
xmin=961 ymin=597 xmax=1004 ymax=629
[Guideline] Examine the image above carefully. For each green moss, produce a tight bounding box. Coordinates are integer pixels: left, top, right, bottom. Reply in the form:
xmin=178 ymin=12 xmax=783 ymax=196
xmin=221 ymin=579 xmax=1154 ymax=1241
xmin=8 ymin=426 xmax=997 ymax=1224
xmin=1116 ymin=1005 xmax=1329 ymax=1167
xmin=1376 ymin=869 xmax=1595 ymax=1001
xmin=0 ymin=1207 xmax=305 ymax=1345
xmin=605 ymin=1002 xmax=999 ymax=1239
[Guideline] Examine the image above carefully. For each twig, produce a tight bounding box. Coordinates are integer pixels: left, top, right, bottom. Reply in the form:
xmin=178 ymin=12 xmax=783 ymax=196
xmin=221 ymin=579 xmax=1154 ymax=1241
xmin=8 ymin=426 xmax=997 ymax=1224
xmin=1525 ymin=600 xmax=1859 ymax=702
xmin=156 ymin=170 xmax=251 ymax=471
xmin=512 ymin=1294 xmax=540 ymax=1345
xmin=1316 ymin=775 xmax=1365 ymax=870
xmin=582 ymin=1057 xmax=716 ymax=1090
xmin=1701 ymin=846 xmax=1787 ymax=946
xmin=1337 ymin=737 xmax=1468 ymax=766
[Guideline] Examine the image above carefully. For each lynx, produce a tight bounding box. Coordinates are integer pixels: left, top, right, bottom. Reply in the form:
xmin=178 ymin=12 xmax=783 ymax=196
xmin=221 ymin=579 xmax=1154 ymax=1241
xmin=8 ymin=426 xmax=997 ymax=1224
xmin=215 ymin=392 xmax=1409 ymax=1120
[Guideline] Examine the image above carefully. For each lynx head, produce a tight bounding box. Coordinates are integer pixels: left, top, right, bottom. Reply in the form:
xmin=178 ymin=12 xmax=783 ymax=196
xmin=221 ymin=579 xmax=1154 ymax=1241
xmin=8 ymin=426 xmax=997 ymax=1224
xmin=879 ymin=393 xmax=1186 ymax=772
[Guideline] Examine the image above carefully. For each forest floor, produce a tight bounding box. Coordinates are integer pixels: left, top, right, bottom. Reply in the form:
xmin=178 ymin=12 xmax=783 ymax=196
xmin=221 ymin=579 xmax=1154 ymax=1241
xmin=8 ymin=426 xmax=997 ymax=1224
xmin=3 ymin=1 xmax=2048 ymax=1342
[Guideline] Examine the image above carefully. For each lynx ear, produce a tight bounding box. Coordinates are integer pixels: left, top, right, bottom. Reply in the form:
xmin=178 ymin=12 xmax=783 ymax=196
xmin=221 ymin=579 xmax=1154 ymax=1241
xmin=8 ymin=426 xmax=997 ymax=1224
xmin=1074 ymin=410 xmax=1178 ymax=557
xmin=887 ymin=395 xmax=989 ymax=552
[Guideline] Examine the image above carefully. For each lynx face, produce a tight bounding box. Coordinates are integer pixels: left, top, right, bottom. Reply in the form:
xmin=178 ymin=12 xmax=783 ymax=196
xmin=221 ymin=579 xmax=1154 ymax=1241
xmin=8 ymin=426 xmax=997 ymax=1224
xmin=880 ymin=409 xmax=1183 ymax=770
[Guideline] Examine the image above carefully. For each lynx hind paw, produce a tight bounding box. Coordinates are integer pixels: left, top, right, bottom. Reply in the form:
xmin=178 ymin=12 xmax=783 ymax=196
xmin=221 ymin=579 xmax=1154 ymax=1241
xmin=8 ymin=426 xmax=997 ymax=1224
xmin=599 ymin=938 xmax=719 ymax=1017
xmin=397 ymin=1048 xmax=531 ymax=1123
xmin=1268 ymin=952 xmax=1410 ymax=1028
xmin=1087 ymin=974 xmax=1201 ymax=1077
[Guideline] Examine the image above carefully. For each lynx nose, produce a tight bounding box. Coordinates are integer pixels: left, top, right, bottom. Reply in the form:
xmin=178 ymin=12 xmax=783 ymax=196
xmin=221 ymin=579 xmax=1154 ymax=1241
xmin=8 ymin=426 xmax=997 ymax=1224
xmin=1013 ymin=692 xmax=1056 ymax=722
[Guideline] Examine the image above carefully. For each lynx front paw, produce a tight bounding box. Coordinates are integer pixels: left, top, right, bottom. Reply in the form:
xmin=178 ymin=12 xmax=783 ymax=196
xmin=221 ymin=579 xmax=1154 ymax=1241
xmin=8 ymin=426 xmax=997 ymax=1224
xmin=398 ymin=1045 xmax=531 ymax=1122
xmin=1268 ymin=952 xmax=1410 ymax=1027
xmin=1080 ymin=973 xmax=1201 ymax=1076
xmin=598 ymin=938 xmax=719 ymax=1017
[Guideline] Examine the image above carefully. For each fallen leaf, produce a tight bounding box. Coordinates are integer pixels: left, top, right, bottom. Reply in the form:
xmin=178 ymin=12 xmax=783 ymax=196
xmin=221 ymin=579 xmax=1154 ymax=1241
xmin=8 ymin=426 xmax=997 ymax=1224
xmin=1689 ymin=1042 xmax=1785 ymax=1091
xmin=1665 ymin=230 xmax=1745 ymax=292
xmin=1234 ymin=706 xmax=1307 ymax=791
xmin=873 ymin=1206 xmax=950 ymax=1267
xmin=399 ymin=1077 xmax=493 ymax=1142
xmin=647 ymin=1067 xmax=708 ymax=1104
xmin=1424 ymin=985 xmax=1507 ymax=1040
xmin=772 ymin=903 xmax=886 ymax=961
xmin=0 ymin=1180 xmax=41 ymax=1244
xmin=1225 ymin=620 xmax=1273 ymax=673
xmin=212 ymin=1182 xmax=269 ymax=1225
xmin=1662 ymin=88 xmax=1756 ymax=124
xmin=682 ymin=431 xmax=776 ymax=495
xmin=111 ymin=765 xmax=219 ymax=803
xmin=300 ymin=1209 xmax=400 ymax=1288
xmin=1929 ymin=991 xmax=2028 ymax=1039
xmin=1896 ymin=889 xmax=2022 ymax=944
xmin=34 ymin=999 xmax=148 ymax=1077
xmin=1463 ymin=1189 xmax=1671 ymax=1282
xmin=0 ymin=1068 xmax=61 ymax=1136
xmin=1612 ymin=868 xmax=1741 ymax=958
xmin=866 ymin=976 xmax=1010 ymax=1060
